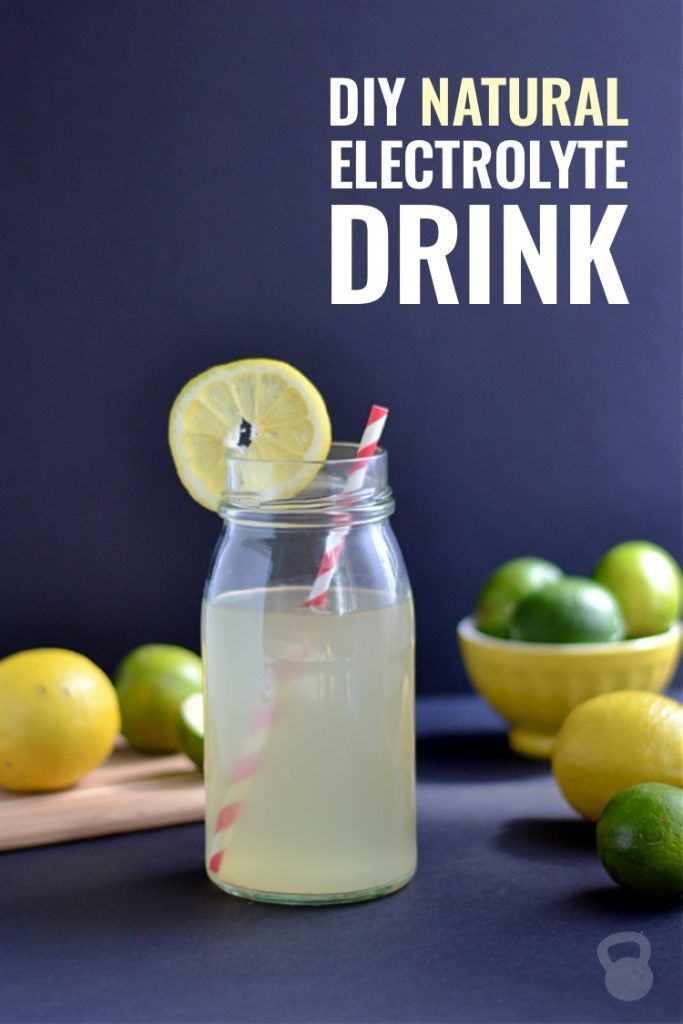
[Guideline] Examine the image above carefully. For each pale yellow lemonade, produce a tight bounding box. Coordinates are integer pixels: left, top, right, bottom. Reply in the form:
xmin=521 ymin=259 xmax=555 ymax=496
xmin=202 ymin=586 xmax=416 ymax=898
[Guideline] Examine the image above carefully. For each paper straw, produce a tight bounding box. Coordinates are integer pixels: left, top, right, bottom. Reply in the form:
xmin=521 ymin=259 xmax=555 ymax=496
xmin=208 ymin=405 xmax=389 ymax=876
xmin=301 ymin=404 xmax=389 ymax=608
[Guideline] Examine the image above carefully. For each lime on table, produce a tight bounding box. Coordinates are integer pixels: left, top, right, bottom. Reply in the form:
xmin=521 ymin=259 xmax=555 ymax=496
xmin=0 ymin=648 xmax=120 ymax=791
xmin=168 ymin=359 xmax=332 ymax=510
xmin=594 ymin=541 xmax=682 ymax=638
xmin=509 ymin=577 xmax=624 ymax=644
xmin=115 ymin=644 xmax=203 ymax=754
xmin=552 ymin=691 xmax=683 ymax=820
xmin=597 ymin=782 xmax=683 ymax=897
xmin=178 ymin=692 xmax=204 ymax=770
xmin=475 ymin=557 xmax=563 ymax=638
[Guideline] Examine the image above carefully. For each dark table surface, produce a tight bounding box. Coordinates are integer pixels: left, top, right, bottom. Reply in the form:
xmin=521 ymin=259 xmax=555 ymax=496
xmin=1 ymin=696 xmax=681 ymax=1024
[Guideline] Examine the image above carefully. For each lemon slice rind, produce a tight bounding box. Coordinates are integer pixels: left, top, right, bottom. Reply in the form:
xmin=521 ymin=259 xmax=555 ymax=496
xmin=168 ymin=359 xmax=332 ymax=510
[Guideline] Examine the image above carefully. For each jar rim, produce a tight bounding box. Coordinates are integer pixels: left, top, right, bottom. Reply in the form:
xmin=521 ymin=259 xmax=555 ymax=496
xmin=225 ymin=441 xmax=386 ymax=468
xmin=219 ymin=442 xmax=393 ymax=524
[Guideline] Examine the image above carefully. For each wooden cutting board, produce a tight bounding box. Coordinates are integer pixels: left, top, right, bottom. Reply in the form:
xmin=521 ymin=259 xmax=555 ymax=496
xmin=0 ymin=738 xmax=205 ymax=852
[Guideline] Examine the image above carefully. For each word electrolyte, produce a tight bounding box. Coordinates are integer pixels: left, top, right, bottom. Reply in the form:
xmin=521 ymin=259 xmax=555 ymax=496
xmin=329 ymin=77 xmax=630 ymax=305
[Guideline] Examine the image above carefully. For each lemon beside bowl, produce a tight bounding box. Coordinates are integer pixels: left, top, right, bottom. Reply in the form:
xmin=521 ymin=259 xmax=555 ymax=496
xmin=457 ymin=617 xmax=682 ymax=759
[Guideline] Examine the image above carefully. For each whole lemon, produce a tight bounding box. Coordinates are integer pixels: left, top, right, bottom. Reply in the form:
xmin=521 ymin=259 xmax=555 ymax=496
xmin=0 ymin=648 xmax=120 ymax=791
xmin=552 ymin=691 xmax=683 ymax=821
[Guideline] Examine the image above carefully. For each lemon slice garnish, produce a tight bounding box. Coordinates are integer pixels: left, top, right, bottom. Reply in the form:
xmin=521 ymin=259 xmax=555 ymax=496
xmin=168 ymin=359 xmax=332 ymax=510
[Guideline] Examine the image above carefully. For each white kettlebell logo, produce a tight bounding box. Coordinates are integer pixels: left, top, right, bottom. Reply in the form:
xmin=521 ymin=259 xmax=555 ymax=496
xmin=597 ymin=932 xmax=653 ymax=1002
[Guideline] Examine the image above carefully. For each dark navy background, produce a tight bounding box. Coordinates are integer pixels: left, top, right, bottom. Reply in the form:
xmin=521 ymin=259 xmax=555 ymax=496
xmin=2 ymin=1 xmax=681 ymax=692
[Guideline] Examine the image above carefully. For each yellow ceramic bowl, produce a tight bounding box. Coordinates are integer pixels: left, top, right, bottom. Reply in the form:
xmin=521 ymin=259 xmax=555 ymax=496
xmin=457 ymin=616 xmax=682 ymax=759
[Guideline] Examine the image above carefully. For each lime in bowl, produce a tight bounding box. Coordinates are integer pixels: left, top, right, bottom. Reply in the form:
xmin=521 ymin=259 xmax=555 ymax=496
xmin=457 ymin=617 xmax=682 ymax=759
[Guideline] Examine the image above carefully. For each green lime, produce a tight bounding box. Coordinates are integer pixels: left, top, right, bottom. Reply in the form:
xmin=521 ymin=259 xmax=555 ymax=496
xmin=115 ymin=644 xmax=202 ymax=753
xmin=597 ymin=782 xmax=683 ymax=897
xmin=475 ymin=557 xmax=563 ymax=638
xmin=594 ymin=541 xmax=682 ymax=638
xmin=509 ymin=577 xmax=624 ymax=643
xmin=178 ymin=692 xmax=204 ymax=770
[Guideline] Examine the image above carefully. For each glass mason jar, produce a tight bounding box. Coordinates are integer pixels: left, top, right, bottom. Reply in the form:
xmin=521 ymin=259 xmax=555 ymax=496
xmin=201 ymin=443 xmax=416 ymax=905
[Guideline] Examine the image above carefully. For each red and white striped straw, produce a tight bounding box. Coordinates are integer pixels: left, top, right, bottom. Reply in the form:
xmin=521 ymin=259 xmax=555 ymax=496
xmin=301 ymin=404 xmax=388 ymax=608
xmin=207 ymin=405 xmax=389 ymax=876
